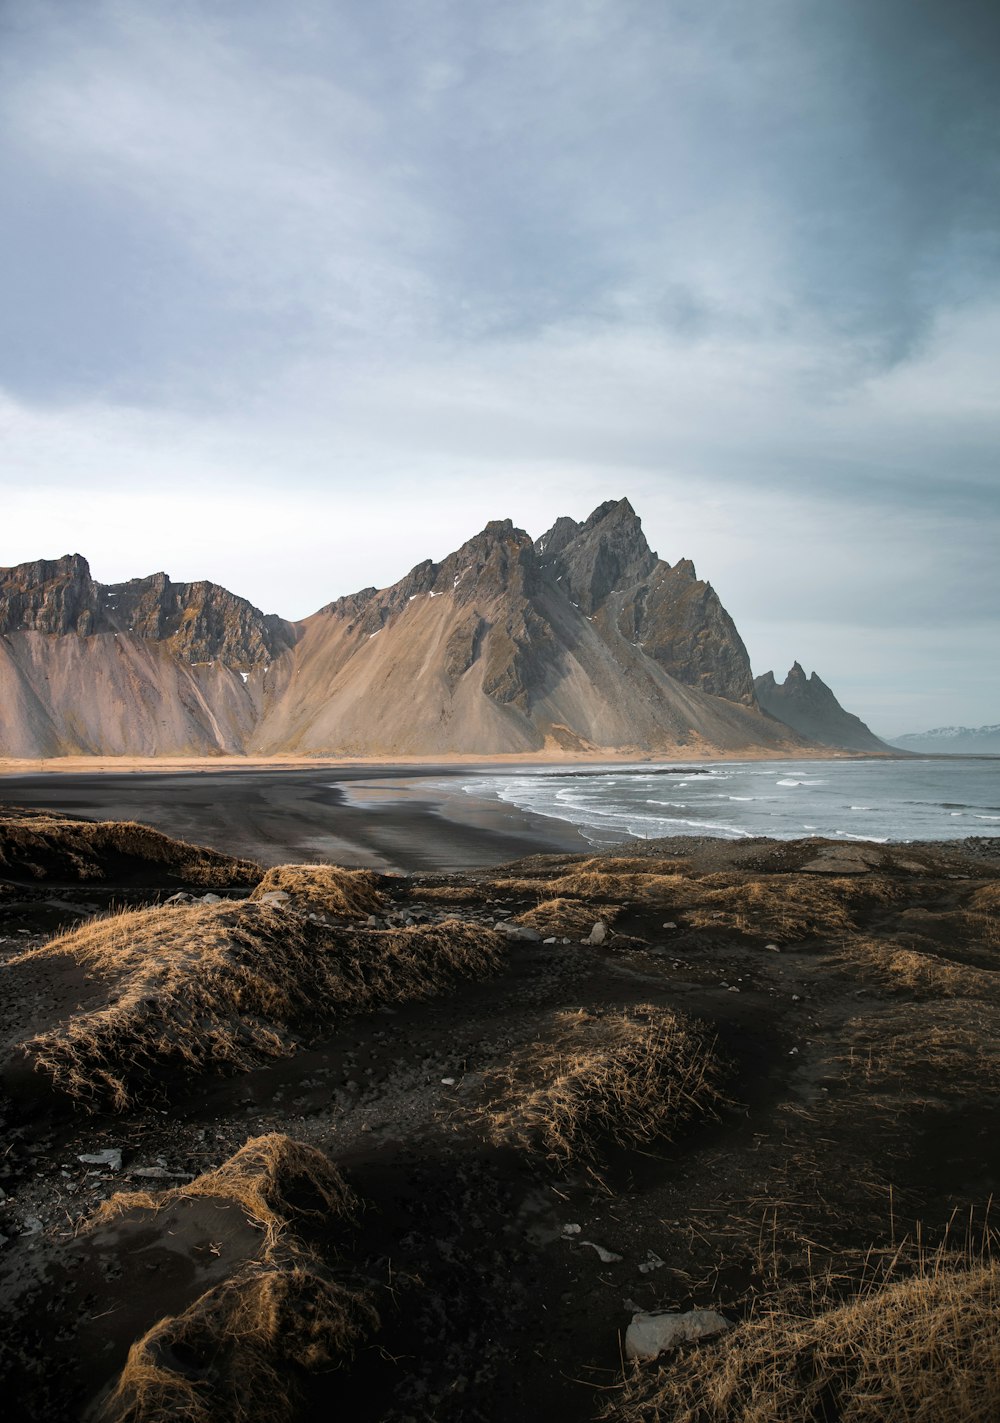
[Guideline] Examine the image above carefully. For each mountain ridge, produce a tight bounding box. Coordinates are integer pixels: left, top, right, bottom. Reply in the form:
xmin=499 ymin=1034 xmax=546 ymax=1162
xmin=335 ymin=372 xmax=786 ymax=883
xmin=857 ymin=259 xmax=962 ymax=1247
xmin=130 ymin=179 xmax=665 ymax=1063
xmin=754 ymin=663 xmax=892 ymax=753
xmin=0 ymin=501 xmax=876 ymax=760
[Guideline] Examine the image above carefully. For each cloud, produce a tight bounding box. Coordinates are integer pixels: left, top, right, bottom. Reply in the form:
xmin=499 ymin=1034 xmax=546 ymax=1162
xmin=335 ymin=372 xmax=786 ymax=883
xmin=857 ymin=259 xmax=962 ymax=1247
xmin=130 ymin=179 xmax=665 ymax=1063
xmin=0 ymin=0 xmax=997 ymax=731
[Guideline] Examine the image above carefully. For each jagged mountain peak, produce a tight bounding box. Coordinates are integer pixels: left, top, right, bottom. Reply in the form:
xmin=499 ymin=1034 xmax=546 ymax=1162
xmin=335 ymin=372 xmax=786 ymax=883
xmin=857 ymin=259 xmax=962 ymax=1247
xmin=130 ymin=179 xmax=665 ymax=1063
xmin=754 ymin=664 xmax=889 ymax=753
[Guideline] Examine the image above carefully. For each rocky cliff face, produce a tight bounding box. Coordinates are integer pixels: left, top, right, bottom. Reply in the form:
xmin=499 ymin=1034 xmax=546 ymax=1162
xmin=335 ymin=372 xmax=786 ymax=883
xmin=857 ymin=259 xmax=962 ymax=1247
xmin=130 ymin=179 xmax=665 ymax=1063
xmin=537 ymin=499 xmax=756 ymax=705
xmin=0 ymin=556 xmax=294 ymax=669
xmin=0 ymin=505 xmax=817 ymax=759
xmin=754 ymin=664 xmax=890 ymax=753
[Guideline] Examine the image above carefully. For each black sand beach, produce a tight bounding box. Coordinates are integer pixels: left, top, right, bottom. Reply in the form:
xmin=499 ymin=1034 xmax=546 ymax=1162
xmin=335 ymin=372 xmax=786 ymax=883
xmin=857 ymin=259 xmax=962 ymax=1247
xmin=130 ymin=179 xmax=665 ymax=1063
xmin=0 ymin=766 xmax=590 ymax=872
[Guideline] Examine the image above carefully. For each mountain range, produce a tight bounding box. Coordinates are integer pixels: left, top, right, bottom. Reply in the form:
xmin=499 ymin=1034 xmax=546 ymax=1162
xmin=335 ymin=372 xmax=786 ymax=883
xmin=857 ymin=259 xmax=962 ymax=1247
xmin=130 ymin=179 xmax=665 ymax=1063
xmin=889 ymin=725 xmax=1000 ymax=755
xmin=0 ymin=499 xmax=885 ymax=760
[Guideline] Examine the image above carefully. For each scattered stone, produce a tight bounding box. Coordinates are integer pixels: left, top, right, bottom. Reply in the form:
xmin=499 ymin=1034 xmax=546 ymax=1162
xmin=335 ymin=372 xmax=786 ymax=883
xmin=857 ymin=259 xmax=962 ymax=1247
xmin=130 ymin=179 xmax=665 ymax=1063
xmin=562 ymin=1223 xmax=582 ymax=1236
xmin=625 ymin=1308 xmax=732 ymax=1361
xmin=78 ymin=1149 xmax=122 ymax=1173
xmin=201 ymin=893 xmax=223 ymax=904
xmin=441 ymin=1077 xmax=456 ymax=1086
xmin=20 ymin=1217 xmax=43 ymax=1236
xmin=579 ymin=1240 xmax=622 ymax=1263
xmin=638 ymin=1250 xmax=666 ymax=1274
xmin=543 ymin=936 xmax=557 ymax=944
xmin=766 ymin=943 xmax=780 ymax=952
xmin=586 ymin=921 xmax=608 ymax=945
xmin=662 ymin=922 xmax=677 ymax=930
xmin=163 ymin=892 xmax=192 ymax=905
xmin=501 ymin=923 xmax=541 ymax=942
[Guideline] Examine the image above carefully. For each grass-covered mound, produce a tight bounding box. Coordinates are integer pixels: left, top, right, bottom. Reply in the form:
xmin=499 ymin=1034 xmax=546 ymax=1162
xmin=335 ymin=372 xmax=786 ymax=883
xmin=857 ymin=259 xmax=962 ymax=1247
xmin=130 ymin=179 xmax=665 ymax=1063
xmin=10 ymin=902 xmax=504 ymax=1109
xmin=483 ymin=1004 xmax=725 ymax=1169
xmin=91 ymin=1135 xmax=377 ymax=1423
xmin=0 ymin=808 xmax=261 ymax=886
xmin=609 ymin=1250 xmax=1000 ymax=1423
xmin=249 ymin=863 xmax=387 ymax=919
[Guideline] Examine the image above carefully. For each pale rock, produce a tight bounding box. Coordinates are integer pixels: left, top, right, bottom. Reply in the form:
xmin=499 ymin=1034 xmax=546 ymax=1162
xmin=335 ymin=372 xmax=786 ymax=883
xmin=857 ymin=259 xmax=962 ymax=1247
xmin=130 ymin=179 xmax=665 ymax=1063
xmin=625 ymin=1308 xmax=732 ymax=1361
xmin=78 ymin=1149 xmax=122 ymax=1172
xmin=586 ymin=921 xmax=608 ymax=945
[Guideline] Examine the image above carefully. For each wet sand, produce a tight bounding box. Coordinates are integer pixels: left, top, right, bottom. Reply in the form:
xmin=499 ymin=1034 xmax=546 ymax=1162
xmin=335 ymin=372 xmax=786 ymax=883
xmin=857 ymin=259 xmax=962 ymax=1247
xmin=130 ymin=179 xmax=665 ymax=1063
xmin=0 ymin=766 xmax=590 ymax=873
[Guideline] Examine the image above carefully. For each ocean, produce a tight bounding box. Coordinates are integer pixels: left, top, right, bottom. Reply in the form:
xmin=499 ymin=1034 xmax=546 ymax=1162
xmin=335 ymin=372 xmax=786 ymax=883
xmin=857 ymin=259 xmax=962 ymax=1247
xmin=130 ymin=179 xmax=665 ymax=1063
xmin=455 ymin=758 xmax=1000 ymax=846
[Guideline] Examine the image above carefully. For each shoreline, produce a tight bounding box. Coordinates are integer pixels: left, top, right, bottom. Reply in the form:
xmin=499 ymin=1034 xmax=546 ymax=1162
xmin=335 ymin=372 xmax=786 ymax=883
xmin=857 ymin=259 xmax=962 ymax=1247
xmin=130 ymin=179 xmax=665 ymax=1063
xmin=0 ymin=746 xmax=906 ymax=777
xmin=0 ymin=765 xmax=593 ymax=874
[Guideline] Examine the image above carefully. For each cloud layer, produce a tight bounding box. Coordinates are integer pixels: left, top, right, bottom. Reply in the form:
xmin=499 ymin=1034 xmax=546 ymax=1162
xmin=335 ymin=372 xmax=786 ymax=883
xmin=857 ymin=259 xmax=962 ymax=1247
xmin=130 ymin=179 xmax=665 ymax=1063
xmin=1 ymin=0 xmax=997 ymax=734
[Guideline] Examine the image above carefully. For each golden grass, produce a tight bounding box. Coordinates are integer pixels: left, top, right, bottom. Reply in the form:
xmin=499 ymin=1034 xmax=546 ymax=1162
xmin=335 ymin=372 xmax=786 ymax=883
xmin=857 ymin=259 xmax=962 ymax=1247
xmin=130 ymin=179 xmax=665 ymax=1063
xmin=249 ymin=863 xmax=385 ymax=919
xmin=969 ymin=883 xmax=1000 ymax=914
xmin=608 ymin=1252 xmax=1000 ymax=1423
xmin=93 ymin=1134 xmax=357 ymax=1246
xmin=514 ymin=897 xmax=622 ymax=938
xmin=683 ymin=874 xmax=863 ymax=941
xmin=92 ymin=1134 xmax=377 ymax=1423
xmin=836 ymin=936 xmax=999 ymax=1000
xmin=411 ymin=884 xmax=484 ymax=903
xmin=837 ymin=1000 xmax=1000 ymax=1097
xmin=484 ymin=1005 xmax=724 ymax=1169
xmin=98 ymin=1263 xmax=377 ymax=1423
xmin=16 ymin=904 xmax=503 ymax=1108
xmin=0 ymin=814 xmax=260 ymax=885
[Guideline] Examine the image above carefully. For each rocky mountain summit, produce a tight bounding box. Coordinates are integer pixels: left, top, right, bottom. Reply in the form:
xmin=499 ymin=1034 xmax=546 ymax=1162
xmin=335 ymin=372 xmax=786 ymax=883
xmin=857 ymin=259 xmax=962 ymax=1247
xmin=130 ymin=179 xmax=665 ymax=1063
xmin=0 ymin=554 xmax=294 ymax=668
xmin=0 ymin=502 xmax=858 ymax=759
xmin=754 ymin=663 xmax=891 ymax=753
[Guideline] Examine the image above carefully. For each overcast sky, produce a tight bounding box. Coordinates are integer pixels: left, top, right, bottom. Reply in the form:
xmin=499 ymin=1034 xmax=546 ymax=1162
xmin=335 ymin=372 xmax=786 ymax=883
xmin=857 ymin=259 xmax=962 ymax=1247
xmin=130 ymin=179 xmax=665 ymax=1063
xmin=1 ymin=0 xmax=997 ymax=735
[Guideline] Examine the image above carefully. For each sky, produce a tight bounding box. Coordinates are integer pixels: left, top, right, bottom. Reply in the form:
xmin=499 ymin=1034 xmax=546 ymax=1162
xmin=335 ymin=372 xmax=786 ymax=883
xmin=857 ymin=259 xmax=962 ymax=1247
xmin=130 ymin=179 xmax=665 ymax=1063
xmin=1 ymin=0 xmax=997 ymax=736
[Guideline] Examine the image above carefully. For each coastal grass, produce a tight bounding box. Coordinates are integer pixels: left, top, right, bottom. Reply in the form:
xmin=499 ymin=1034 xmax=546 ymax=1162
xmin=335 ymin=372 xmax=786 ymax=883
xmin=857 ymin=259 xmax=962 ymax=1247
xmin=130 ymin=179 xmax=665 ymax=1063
xmin=0 ymin=813 xmax=261 ymax=885
xmin=513 ymin=897 xmax=623 ymax=938
xmin=484 ymin=1004 xmax=724 ymax=1169
xmin=93 ymin=1134 xmax=377 ymax=1423
xmin=607 ymin=1246 xmax=1000 ymax=1423
xmin=249 ymin=863 xmax=386 ymax=919
xmin=93 ymin=1134 xmax=358 ymax=1245
xmin=15 ymin=903 xmax=503 ymax=1108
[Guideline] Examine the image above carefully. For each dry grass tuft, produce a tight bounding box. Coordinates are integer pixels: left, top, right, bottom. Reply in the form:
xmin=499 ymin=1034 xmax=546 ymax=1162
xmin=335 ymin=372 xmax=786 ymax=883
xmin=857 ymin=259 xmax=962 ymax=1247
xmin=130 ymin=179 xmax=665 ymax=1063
xmin=411 ymin=884 xmax=484 ymax=904
xmin=250 ymin=863 xmax=385 ymax=919
xmin=684 ymin=874 xmax=857 ymax=941
xmin=15 ymin=905 xmax=503 ymax=1108
xmin=514 ymin=897 xmax=622 ymax=938
xmin=608 ymin=1251 xmax=1000 ymax=1423
xmin=837 ymin=936 xmax=999 ymax=1000
xmin=0 ymin=814 xmax=260 ymax=886
xmin=93 ymin=1134 xmax=357 ymax=1245
xmin=92 ymin=1134 xmax=376 ymax=1423
xmin=969 ymin=881 xmax=1000 ymax=912
xmin=98 ymin=1261 xmax=377 ymax=1423
xmin=484 ymin=1005 xmax=724 ymax=1169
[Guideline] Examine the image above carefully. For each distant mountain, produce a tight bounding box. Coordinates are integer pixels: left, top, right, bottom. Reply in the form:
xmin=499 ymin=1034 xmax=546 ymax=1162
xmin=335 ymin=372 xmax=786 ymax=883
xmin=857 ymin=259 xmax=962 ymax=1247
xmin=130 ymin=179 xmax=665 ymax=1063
xmin=889 ymin=725 xmax=1000 ymax=755
xmin=0 ymin=500 xmax=819 ymax=759
xmin=754 ymin=663 xmax=892 ymax=753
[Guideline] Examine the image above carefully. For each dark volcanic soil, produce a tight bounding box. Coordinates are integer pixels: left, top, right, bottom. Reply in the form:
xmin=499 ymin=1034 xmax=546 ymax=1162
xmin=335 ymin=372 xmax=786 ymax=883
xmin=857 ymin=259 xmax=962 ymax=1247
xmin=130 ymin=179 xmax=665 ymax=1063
xmin=1 ymin=820 xmax=999 ymax=1422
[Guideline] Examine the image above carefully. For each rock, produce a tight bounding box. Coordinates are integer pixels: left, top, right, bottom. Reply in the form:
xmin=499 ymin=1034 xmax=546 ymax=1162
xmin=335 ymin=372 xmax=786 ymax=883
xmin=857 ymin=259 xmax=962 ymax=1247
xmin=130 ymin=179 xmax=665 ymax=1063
xmin=130 ymin=1166 xmax=171 ymax=1180
xmin=662 ymin=921 xmax=677 ymax=930
xmin=543 ymin=936 xmax=557 ymax=944
xmin=579 ymin=1240 xmax=622 ymax=1263
xmin=562 ymin=1223 xmax=582 ymax=1236
xmin=20 ymin=1216 xmax=43 ymax=1236
xmin=501 ymin=923 xmax=542 ymax=942
xmin=163 ymin=892 xmax=193 ymax=905
xmin=78 ymin=1149 xmax=122 ymax=1172
xmin=754 ymin=663 xmax=890 ymax=752
xmin=201 ymin=893 xmax=222 ymax=904
xmin=625 ymin=1308 xmax=732 ymax=1361
xmin=638 ymin=1250 xmax=666 ymax=1274
xmin=586 ymin=921 xmax=608 ymax=945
